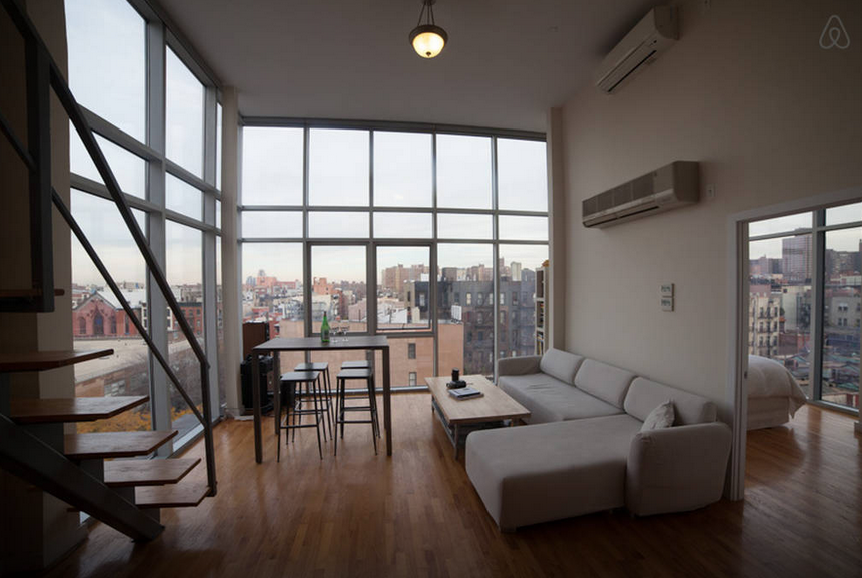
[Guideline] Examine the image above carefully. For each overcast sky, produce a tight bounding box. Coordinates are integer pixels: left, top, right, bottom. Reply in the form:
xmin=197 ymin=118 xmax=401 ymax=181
xmin=749 ymin=204 xmax=862 ymax=259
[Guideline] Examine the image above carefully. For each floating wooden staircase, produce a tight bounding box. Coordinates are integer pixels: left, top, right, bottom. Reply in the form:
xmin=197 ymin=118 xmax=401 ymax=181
xmin=0 ymin=349 xmax=211 ymax=540
xmin=0 ymin=0 xmax=216 ymax=556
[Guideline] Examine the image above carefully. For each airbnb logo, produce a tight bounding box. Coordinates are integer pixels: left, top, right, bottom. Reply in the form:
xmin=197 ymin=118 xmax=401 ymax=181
xmin=819 ymin=15 xmax=850 ymax=49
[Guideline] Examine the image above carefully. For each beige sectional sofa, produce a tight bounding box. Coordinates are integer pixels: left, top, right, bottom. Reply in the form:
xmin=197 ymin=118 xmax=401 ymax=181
xmin=465 ymin=348 xmax=732 ymax=531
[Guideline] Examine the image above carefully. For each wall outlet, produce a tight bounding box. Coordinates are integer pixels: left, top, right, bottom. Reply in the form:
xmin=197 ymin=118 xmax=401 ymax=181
xmin=661 ymin=297 xmax=674 ymax=312
xmin=660 ymin=283 xmax=674 ymax=297
xmin=706 ymin=184 xmax=716 ymax=199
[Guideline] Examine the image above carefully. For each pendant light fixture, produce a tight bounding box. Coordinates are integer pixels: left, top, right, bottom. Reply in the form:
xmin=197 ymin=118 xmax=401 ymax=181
xmin=410 ymin=0 xmax=448 ymax=59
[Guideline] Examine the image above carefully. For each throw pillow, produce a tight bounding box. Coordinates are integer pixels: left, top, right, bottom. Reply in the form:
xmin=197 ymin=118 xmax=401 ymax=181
xmin=641 ymin=400 xmax=674 ymax=432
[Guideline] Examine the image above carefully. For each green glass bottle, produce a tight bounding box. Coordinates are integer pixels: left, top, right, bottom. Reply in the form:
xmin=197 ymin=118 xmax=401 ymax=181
xmin=320 ymin=312 xmax=331 ymax=344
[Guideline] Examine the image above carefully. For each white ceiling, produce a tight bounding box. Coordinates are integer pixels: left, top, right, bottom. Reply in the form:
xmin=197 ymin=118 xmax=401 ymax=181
xmin=157 ymin=0 xmax=656 ymax=133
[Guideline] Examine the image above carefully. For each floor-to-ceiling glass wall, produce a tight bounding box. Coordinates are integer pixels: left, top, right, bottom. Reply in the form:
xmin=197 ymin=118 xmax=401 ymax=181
xmin=748 ymin=202 xmax=861 ymax=411
xmin=240 ymin=122 xmax=549 ymax=389
xmin=66 ymin=0 xmax=223 ymax=447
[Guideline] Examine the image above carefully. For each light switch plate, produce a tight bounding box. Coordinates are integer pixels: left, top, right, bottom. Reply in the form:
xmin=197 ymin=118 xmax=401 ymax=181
xmin=660 ymin=283 xmax=674 ymax=297
xmin=661 ymin=298 xmax=674 ymax=312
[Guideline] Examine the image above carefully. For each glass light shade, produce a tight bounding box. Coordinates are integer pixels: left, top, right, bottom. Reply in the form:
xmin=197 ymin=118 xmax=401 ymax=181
xmin=410 ymin=24 xmax=447 ymax=58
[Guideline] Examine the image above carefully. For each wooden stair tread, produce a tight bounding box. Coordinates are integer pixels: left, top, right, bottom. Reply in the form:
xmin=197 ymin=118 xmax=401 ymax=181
xmin=0 ymin=348 xmax=114 ymax=372
xmin=135 ymin=481 xmax=210 ymax=508
xmin=9 ymin=396 xmax=148 ymax=424
xmin=64 ymin=430 xmax=178 ymax=459
xmin=104 ymin=458 xmax=201 ymax=487
xmin=0 ymin=288 xmax=65 ymax=298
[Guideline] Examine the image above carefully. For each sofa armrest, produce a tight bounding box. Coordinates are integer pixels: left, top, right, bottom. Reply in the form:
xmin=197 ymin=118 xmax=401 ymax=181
xmin=496 ymin=355 xmax=542 ymax=377
xmin=626 ymin=422 xmax=731 ymax=516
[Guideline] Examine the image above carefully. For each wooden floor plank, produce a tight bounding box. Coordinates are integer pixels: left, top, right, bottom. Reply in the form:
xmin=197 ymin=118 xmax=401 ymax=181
xmin=104 ymin=458 xmax=200 ymax=487
xmin=44 ymin=395 xmax=862 ymax=578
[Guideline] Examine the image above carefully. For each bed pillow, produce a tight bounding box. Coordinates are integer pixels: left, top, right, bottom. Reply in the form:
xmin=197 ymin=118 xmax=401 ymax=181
xmin=641 ymin=400 xmax=674 ymax=432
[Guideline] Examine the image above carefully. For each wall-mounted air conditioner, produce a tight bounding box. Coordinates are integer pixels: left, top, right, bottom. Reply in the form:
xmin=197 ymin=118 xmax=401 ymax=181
xmin=582 ymin=161 xmax=699 ymax=228
xmin=595 ymin=6 xmax=678 ymax=94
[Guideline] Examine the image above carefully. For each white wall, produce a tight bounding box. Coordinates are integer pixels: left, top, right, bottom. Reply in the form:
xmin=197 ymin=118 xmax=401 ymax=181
xmin=560 ymin=0 xmax=862 ymax=409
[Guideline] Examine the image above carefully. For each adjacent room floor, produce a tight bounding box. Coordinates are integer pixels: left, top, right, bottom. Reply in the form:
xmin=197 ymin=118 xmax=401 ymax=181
xmin=46 ymin=394 xmax=862 ymax=578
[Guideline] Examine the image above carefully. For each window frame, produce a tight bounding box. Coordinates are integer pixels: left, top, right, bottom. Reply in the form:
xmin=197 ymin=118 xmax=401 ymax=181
xmin=748 ymin=205 xmax=862 ymax=414
xmin=239 ymin=119 xmax=549 ymax=387
xmin=67 ymin=0 xmax=224 ymax=454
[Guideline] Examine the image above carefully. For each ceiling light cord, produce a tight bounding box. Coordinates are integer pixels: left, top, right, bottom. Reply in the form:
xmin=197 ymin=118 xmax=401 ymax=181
xmin=416 ymin=1 xmax=436 ymax=28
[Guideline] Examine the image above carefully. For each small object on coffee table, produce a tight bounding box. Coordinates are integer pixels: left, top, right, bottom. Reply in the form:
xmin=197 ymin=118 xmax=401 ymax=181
xmin=447 ymin=367 xmax=467 ymax=389
xmin=448 ymin=387 xmax=482 ymax=400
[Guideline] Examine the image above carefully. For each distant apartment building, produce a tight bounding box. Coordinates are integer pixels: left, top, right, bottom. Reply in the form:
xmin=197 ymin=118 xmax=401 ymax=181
xmin=781 ymin=234 xmax=811 ymax=282
xmin=510 ymin=261 xmax=523 ymax=282
xmin=749 ymin=286 xmax=780 ymax=357
xmin=780 ymin=284 xmax=811 ymax=333
xmin=749 ymin=255 xmax=782 ymax=276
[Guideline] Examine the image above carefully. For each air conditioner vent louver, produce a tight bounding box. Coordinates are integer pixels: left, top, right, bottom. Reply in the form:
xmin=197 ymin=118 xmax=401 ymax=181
xmin=582 ymin=161 xmax=699 ymax=228
xmin=631 ymin=174 xmax=654 ymax=200
xmin=594 ymin=6 xmax=678 ymax=94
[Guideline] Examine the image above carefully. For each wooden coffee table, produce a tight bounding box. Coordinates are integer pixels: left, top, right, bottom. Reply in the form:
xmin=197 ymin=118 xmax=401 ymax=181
xmin=425 ymin=374 xmax=531 ymax=459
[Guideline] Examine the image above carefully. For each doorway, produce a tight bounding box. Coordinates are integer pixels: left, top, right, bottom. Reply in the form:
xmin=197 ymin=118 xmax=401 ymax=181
xmin=726 ymin=186 xmax=862 ymax=499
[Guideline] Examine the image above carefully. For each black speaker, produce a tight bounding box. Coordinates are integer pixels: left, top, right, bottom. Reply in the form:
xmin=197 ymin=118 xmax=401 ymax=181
xmin=240 ymin=354 xmax=273 ymax=413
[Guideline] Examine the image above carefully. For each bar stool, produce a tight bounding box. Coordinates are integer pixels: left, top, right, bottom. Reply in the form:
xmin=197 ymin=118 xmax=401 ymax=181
xmin=294 ymin=361 xmax=333 ymax=437
xmin=334 ymin=368 xmax=378 ymax=456
xmin=278 ymin=370 xmax=324 ymax=461
xmin=339 ymin=360 xmax=379 ymax=439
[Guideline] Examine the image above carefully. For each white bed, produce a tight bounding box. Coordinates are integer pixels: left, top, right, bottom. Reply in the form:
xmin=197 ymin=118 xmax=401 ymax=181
xmin=746 ymin=355 xmax=808 ymax=430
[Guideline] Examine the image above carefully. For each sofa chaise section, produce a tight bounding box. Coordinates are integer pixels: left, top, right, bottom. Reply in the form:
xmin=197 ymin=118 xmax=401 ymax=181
xmin=465 ymin=414 xmax=643 ymax=531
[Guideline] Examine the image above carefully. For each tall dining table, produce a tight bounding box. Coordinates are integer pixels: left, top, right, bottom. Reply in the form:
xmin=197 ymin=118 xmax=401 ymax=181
xmin=251 ymin=336 xmax=391 ymax=462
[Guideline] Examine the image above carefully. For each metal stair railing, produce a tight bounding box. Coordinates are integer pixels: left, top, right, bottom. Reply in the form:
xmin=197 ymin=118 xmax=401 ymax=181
xmin=0 ymin=0 xmax=216 ymax=496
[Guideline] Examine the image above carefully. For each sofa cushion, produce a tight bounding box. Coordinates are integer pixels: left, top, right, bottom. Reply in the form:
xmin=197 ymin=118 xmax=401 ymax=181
xmin=624 ymin=378 xmax=717 ymax=425
xmin=539 ymin=349 xmax=585 ymax=385
xmin=499 ymin=374 xmax=622 ymax=424
xmin=465 ymin=414 xmax=642 ymax=530
xmin=574 ymin=359 xmax=637 ymax=409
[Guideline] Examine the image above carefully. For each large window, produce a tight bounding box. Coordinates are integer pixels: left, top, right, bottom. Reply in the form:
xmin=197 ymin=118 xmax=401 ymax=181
xmin=66 ymin=0 xmax=223 ymax=450
xmin=437 ymin=244 xmax=494 ymax=376
xmin=166 ymin=47 xmax=205 ymax=177
xmin=436 ymin=135 xmax=492 ymax=209
xmin=377 ymin=246 xmax=431 ymax=331
xmin=310 ymin=245 xmax=367 ymax=333
xmin=166 ymin=222 xmax=204 ymax=440
xmin=66 ymin=0 xmax=146 ymax=141
xmin=70 ymin=191 xmax=150 ymax=433
xmin=499 ymin=245 xmax=548 ymax=359
xmin=241 ymin=127 xmax=303 ymax=206
xmin=241 ymin=124 xmax=549 ymax=388
xmin=309 ymin=129 xmax=369 ymax=206
xmin=748 ymin=203 xmax=861 ymax=411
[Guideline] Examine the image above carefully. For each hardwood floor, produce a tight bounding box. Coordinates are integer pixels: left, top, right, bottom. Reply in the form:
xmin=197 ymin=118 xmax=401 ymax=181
xmin=44 ymin=395 xmax=862 ymax=578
